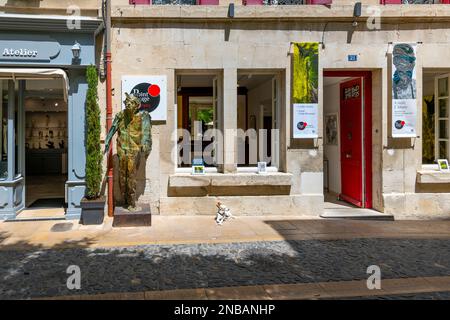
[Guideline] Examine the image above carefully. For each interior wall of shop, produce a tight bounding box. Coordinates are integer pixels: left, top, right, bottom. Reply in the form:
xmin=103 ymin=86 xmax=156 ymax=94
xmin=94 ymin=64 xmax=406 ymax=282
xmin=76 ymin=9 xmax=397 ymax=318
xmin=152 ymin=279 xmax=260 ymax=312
xmin=247 ymin=78 xmax=272 ymax=164
xmin=106 ymin=20 xmax=450 ymax=217
xmin=423 ymin=76 xmax=434 ymax=97
xmin=323 ymin=79 xmax=342 ymax=195
xmin=247 ymin=79 xmax=272 ymax=133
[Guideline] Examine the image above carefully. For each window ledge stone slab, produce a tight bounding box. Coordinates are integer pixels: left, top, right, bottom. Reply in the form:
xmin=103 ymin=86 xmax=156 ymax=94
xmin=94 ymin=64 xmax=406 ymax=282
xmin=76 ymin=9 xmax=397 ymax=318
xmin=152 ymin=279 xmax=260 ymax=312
xmin=417 ymin=170 xmax=450 ymax=184
xmin=169 ymin=172 xmax=293 ymax=187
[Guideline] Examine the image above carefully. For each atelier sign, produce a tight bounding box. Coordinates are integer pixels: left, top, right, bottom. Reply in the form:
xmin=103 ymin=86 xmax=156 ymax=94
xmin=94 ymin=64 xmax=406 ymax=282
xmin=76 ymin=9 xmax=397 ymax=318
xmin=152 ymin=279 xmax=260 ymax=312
xmin=2 ymin=48 xmax=38 ymax=58
xmin=0 ymin=33 xmax=62 ymax=63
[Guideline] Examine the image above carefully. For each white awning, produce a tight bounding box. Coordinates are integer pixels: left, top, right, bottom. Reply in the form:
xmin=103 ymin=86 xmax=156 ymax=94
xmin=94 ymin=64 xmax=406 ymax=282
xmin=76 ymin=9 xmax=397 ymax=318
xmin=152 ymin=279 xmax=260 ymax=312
xmin=0 ymin=68 xmax=69 ymax=101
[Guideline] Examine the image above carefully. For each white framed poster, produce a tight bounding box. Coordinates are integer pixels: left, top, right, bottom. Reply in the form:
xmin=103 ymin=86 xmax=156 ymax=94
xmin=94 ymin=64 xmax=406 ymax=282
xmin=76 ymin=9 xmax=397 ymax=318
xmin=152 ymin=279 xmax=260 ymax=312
xmin=392 ymin=43 xmax=417 ymax=138
xmin=121 ymin=75 xmax=167 ymax=121
xmin=293 ymin=103 xmax=319 ymax=138
xmin=325 ymin=113 xmax=338 ymax=145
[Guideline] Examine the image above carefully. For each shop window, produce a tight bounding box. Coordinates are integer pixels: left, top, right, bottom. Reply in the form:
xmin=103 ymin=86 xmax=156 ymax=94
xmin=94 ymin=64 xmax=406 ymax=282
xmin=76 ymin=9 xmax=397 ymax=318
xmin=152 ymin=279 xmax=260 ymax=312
xmin=422 ymin=72 xmax=450 ymax=165
xmin=0 ymin=80 xmax=21 ymax=180
xmin=14 ymin=81 xmax=20 ymax=178
xmin=0 ymin=80 xmax=8 ymax=180
xmin=236 ymin=72 xmax=280 ymax=170
xmin=176 ymin=73 xmax=223 ymax=170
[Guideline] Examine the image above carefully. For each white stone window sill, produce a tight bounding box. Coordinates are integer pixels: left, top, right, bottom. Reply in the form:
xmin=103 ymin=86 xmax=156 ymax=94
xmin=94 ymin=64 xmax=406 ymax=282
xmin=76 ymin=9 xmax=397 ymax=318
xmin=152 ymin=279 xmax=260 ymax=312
xmin=417 ymin=169 xmax=450 ymax=184
xmin=169 ymin=172 xmax=293 ymax=188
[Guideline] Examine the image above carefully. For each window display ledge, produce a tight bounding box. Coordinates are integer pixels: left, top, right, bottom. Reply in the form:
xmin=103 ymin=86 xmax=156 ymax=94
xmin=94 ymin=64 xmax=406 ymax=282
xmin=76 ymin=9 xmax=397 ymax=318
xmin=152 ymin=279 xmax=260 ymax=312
xmin=417 ymin=170 xmax=450 ymax=184
xmin=169 ymin=172 xmax=293 ymax=188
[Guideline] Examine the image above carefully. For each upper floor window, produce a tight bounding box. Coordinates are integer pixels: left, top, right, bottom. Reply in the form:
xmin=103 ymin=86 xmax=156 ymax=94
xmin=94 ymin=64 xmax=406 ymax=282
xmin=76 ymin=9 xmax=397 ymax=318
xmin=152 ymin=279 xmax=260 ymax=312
xmin=129 ymin=0 xmax=333 ymax=4
xmin=152 ymin=0 xmax=197 ymax=4
xmin=382 ymin=0 xmax=450 ymax=4
xmin=129 ymin=0 xmax=219 ymax=4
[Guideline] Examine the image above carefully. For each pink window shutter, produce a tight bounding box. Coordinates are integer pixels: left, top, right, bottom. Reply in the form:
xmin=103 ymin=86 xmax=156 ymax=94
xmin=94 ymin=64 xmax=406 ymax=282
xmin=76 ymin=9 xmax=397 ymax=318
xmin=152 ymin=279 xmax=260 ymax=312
xmin=198 ymin=0 xmax=220 ymax=4
xmin=306 ymin=0 xmax=333 ymax=4
xmin=243 ymin=0 xmax=264 ymax=5
xmin=380 ymin=0 xmax=402 ymax=4
xmin=129 ymin=0 xmax=151 ymax=4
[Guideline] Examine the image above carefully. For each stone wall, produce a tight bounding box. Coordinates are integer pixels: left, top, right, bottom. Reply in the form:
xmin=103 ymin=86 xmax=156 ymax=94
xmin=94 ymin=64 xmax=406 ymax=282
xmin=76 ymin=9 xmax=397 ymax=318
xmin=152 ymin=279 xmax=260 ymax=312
xmin=3 ymin=0 xmax=450 ymax=217
xmin=105 ymin=13 xmax=450 ymax=218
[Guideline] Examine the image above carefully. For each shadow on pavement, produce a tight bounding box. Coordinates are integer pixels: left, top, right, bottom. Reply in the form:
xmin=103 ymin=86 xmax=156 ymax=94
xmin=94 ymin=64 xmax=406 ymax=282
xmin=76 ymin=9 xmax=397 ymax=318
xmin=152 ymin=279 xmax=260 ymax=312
xmin=0 ymin=229 xmax=449 ymax=299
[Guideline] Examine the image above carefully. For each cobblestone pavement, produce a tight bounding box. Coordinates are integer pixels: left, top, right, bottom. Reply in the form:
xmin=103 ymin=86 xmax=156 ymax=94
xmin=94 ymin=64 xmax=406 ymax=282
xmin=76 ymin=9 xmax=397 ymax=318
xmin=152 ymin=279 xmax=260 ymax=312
xmin=335 ymin=291 xmax=450 ymax=300
xmin=1 ymin=238 xmax=449 ymax=299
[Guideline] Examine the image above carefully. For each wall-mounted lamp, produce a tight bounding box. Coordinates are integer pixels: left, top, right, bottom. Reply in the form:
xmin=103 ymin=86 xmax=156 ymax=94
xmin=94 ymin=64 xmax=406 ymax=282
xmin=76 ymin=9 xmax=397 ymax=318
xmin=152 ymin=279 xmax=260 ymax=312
xmin=352 ymin=2 xmax=362 ymax=27
xmin=71 ymin=41 xmax=81 ymax=59
xmin=228 ymin=3 xmax=234 ymax=18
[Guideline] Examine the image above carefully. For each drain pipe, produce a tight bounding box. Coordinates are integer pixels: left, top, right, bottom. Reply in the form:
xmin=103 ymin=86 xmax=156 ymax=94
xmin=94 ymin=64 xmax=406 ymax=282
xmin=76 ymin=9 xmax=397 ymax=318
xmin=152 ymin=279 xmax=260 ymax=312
xmin=105 ymin=0 xmax=114 ymax=217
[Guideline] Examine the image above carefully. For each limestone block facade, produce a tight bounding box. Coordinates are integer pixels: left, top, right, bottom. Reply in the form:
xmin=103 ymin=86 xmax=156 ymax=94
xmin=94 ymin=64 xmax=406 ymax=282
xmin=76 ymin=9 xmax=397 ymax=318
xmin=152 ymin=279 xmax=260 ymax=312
xmin=107 ymin=2 xmax=450 ymax=219
xmin=2 ymin=0 xmax=450 ymax=219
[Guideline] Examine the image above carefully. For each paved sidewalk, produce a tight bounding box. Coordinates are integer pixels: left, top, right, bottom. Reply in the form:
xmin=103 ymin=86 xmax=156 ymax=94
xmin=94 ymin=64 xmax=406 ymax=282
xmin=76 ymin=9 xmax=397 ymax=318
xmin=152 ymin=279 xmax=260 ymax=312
xmin=1 ymin=216 xmax=450 ymax=300
xmin=1 ymin=216 xmax=450 ymax=250
xmin=41 ymin=276 xmax=450 ymax=300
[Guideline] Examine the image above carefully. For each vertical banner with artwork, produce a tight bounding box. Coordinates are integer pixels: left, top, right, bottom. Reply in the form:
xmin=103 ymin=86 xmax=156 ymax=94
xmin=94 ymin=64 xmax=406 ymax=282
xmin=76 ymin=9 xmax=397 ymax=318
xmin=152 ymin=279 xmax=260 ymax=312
xmin=391 ymin=43 xmax=417 ymax=138
xmin=292 ymin=42 xmax=319 ymax=138
xmin=122 ymin=75 xmax=167 ymax=121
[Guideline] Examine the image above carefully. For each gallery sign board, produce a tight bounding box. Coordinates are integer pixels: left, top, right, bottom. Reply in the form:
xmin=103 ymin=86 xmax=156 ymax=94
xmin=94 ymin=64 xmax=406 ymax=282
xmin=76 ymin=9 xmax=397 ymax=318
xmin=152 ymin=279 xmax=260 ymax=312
xmin=292 ymin=42 xmax=319 ymax=139
xmin=122 ymin=75 xmax=167 ymax=121
xmin=391 ymin=43 xmax=417 ymax=138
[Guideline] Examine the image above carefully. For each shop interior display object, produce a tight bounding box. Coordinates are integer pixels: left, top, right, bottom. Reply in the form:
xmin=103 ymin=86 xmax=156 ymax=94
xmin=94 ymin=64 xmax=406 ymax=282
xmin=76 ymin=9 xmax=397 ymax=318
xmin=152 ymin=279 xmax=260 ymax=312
xmin=104 ymin=93 xmax=152 ymax=227
xmin=80 ymin=66 xmax=105 ymax=225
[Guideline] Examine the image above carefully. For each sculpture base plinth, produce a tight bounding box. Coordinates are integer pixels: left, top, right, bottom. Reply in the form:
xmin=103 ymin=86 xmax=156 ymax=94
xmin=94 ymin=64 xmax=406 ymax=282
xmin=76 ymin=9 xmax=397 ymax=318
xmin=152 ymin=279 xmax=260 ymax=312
xmin=113 ymin=203 xmax=151 ymax=227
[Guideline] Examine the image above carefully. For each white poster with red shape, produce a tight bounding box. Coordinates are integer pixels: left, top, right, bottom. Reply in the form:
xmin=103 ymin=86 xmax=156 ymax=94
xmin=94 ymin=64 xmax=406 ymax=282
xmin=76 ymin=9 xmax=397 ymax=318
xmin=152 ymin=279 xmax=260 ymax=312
xmin=121 ymin=75 xmax=167 ymax=121
xmin=293 ymin=103 xmax=319 ymax=138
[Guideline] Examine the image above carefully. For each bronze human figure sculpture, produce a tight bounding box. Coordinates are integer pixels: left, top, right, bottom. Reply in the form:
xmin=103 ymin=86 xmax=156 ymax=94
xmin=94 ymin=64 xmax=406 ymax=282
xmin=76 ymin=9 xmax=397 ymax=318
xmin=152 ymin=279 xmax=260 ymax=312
xmin=104 ymin=93 xmax=152 ymax=210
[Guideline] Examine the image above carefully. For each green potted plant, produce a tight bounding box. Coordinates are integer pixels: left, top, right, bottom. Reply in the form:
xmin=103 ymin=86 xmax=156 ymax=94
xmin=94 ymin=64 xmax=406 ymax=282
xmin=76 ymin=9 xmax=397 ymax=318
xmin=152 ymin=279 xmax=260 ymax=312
xmin=80 ymin=65 xmax=105 ymax=225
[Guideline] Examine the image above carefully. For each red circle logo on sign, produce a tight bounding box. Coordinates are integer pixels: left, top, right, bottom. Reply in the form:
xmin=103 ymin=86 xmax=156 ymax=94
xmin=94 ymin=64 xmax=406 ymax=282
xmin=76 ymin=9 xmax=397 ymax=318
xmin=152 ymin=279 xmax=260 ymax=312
xmin=148 ymin=84 xmax=160 ymax=97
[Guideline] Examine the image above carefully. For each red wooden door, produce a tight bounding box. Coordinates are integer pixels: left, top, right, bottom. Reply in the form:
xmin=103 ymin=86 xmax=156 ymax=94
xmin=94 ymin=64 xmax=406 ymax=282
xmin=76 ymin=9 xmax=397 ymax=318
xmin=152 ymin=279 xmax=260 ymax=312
xmin=340 ymin=78 xmax=364 ymax=207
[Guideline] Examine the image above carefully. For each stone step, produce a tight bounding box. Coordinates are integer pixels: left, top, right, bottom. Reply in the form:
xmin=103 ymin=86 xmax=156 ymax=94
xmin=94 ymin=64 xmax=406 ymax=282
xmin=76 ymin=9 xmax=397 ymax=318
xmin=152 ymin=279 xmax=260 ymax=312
xmin=321 ymin=208 xmax=394 ymax=221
